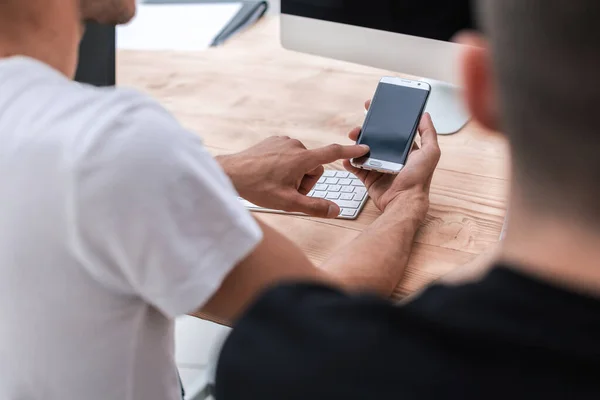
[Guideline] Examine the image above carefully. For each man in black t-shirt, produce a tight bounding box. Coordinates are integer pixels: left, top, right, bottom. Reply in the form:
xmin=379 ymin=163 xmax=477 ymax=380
xmin=216 ymin=1 xmax=600 ymax=398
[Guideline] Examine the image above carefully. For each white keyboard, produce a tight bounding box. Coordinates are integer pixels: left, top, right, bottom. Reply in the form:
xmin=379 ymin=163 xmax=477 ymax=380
xmin=238 ymin=170 xmax=369 ymax=220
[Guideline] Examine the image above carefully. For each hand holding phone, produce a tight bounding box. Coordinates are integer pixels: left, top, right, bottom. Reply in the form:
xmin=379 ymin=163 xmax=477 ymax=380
xmin=352 ymin=77 xmax=431 ymax=174
xmin=344 ymin=111 xmax=441 ymax=216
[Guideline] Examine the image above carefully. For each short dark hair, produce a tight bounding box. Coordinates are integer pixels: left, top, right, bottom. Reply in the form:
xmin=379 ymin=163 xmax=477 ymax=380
xmin=478 ymin=0 xmax=600 ymax=224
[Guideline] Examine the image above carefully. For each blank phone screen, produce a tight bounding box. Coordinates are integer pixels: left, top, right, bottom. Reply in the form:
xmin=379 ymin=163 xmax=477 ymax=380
xmin=358 ymin=83 xmax=429 ymax=165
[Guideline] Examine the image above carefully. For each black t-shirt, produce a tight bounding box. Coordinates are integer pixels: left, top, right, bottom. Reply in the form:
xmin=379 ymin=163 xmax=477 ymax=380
xmin=216 ymin=266 xmax=600 ymax=399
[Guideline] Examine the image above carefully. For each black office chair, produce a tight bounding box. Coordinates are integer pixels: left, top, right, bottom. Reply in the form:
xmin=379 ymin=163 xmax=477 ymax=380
xmin=75 ymin=22 xmax=116 ymax=86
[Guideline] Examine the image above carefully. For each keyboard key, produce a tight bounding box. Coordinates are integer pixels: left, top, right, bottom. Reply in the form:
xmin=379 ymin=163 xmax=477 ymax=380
xmin=353 ymin=192 xmax=367 ymax=201
xmin=351 ymin=179 xmax=363 ymax=186
xmin=313 ymin=191 xmax=327 ymax=198
xmin=339 ymin=178 xmax=352 ymax=185
xmin=340 ymin=208 xmax=358 ymax=218
xmin=341 ymin=186 xmax=354 ymax=193
xmin=326 ymin=192 xmax=340 ymax=200
xmin=325 ymin=178 xmax=339 ymax=184
xmin=340 ymin=193 xmax=354 ymax=201
xmin=323 ymin=170 xmax=336 ymax=177
xmin=308 ymin=190 xmax=315 ymax=196
xmin=317 ymin=177 xmax=326 ymax=184
xmin=353 ymin=187 xmax=367 ymax=201
xmin=328 ymin=185 xmax=341 ymax=192
xmin=315 ymin=184 xmax=329 ymax=191
xmin=333 ymin=199 xmax=362 ymax=209
xmin=336 ymin=171 xmax=350 ymax=178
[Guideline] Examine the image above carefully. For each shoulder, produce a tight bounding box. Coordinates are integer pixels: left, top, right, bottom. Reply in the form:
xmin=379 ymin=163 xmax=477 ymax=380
xmin=72 ymin=83 xmax=180 ymax=141
xmin=1 ymin=56 xmax=189 ymax=158
xmin=63 ymin=84 xmax=206 ymax=176
xmin=2 ymin=56 xmax=168 ymax=130
xmin=1 ymin=57 xmax=206 ymax=180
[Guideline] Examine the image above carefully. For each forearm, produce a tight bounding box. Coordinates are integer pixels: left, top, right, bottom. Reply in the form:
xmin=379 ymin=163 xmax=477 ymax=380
xmin=321 ymin=197 xmax=425 ymax=297
xmin=215 ymin=153 xmax=256 ymax=200
xmin=194 ymin=218 xmax=334 ymax=324
xmin=195 ymin=199 xmax=422 ymax=324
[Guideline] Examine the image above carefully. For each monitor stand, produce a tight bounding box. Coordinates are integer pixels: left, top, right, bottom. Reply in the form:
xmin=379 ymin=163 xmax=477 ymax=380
xmin=421 ymin=79 xmax=470 ymax=135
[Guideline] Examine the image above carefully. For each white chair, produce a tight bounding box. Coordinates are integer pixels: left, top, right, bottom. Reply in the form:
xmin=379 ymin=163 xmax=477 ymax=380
xmin=175 ymin=316 xmax=230 ymax=400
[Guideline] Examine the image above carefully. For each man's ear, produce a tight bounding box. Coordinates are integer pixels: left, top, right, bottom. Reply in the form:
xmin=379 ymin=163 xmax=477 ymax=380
xmin=455 ymin=31 xmax=499 ymax=132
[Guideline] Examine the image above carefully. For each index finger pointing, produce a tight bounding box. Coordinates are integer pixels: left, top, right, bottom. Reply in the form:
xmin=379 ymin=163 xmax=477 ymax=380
xmin=308 ymin=143 xmax=370 ymax=165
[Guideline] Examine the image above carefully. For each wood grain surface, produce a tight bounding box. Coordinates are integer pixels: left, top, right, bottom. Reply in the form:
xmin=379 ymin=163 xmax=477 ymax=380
xmin=117 ymin=17 xmax=509 ymax=299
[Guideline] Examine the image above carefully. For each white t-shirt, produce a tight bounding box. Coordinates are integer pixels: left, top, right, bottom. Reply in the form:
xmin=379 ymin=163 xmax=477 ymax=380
xmin=0 ymin=57 xmax=262 ymax=399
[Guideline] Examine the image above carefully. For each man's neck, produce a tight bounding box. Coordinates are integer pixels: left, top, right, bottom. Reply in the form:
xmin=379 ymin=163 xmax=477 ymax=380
xmin=501 ymin=205 xmax=600 ymax=297
xmin=0 ymin=1 xmax=82 ymax=77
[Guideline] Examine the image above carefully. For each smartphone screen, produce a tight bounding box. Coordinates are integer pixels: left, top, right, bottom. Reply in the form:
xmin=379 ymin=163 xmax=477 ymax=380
xmin=358 ymin=80 xmax=430 ymax=166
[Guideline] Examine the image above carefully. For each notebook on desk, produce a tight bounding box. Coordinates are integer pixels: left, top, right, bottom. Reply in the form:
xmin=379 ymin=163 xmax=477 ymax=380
xmin=141 ymin=0 xmax=268 ymax=47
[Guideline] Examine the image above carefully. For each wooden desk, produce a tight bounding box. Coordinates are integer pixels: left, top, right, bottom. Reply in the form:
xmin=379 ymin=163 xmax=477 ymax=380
xmin=118 ymin=17 xmax=509 ymax=299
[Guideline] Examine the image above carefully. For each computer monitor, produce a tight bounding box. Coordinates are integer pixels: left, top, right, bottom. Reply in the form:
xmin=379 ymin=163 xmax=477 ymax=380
xmin=75 ymin=22 xmax=116 ymax=87
xmin=281 ymin=1 xmax=475 ymax=135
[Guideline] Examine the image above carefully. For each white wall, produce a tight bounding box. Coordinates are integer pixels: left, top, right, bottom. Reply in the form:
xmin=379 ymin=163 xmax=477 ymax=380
xmin=269 ymin=0 xmax=280 ymax=14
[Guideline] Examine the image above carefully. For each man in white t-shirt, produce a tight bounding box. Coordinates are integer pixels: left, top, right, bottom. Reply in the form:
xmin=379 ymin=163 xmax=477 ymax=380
xmin=0 ymin=1 xmax=440 ymax=399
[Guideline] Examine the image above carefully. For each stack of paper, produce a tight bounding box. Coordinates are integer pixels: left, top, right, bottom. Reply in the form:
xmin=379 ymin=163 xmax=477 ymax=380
xmin=117 ymin=3 xmax=243 ymax=51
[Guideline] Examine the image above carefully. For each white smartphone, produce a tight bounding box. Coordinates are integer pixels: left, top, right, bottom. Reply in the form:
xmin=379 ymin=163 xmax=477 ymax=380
xmin=351 ymin=77 xmax=431 ymax=174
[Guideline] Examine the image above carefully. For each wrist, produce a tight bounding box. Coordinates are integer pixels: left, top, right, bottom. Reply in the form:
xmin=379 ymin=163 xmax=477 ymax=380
xmin=382 ymin=191 xmax=429 ymax=228
xmin=215 ymin=154 xmax=233 ymax=176
xmin=326 ymin=192 xmax=427 ymax=297
xmin=216 ymin=154 xmax=245 ymax=193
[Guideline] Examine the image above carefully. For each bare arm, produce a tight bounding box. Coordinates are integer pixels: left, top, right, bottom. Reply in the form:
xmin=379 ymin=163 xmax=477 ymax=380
xmin=196 ymin=114 xmax=440 ymax=324
xmin=194 ymin=219 xmax=330 ymax=323
xmin=320 ymin=197 xmax=424 ymax=296
xmin=324 ymin=112 xmax=441 ymax=296
xmin=195 ymin=198 xmax=423 ymax=324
